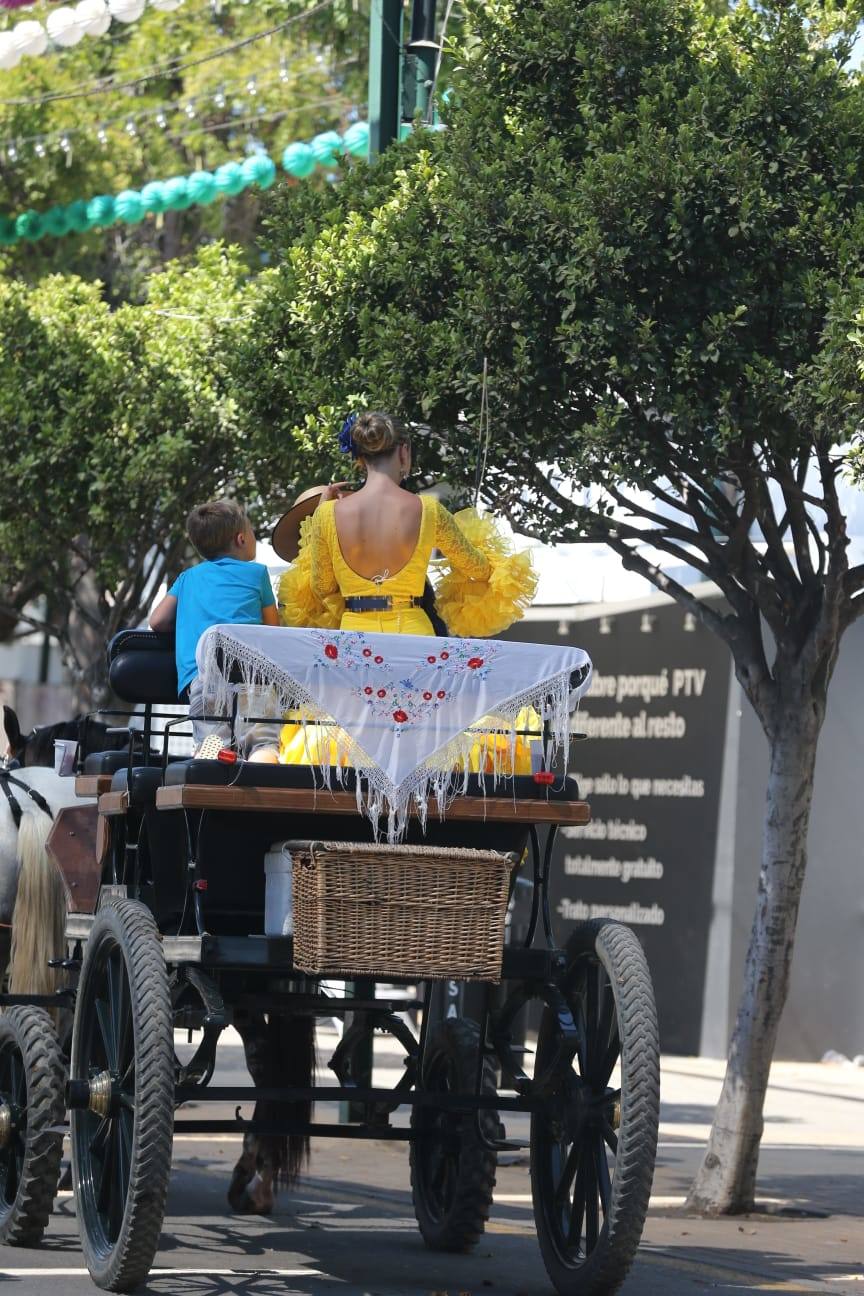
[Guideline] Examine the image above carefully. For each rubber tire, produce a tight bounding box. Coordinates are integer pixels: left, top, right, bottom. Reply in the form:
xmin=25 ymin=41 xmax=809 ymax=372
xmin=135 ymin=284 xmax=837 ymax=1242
xmin=71 ymin=899 xmax=174 ymax=1292
xmin=410 ymin=1018 xmax=498 ymax=1252
xmin=0 ymin=1007 xmax=65 ymax=1246
xmin=531 ymin=919 xmax=660 ymax=1296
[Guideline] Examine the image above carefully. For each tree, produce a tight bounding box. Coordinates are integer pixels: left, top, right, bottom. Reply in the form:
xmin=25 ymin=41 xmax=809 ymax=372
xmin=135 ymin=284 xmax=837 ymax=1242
xmin=235 ymin=0 xmax=864 ymax=1211
xmin=0 ymin=0 xmax=368 ymax=300
xmin=0 ymin=243 xmax=267 ymax=701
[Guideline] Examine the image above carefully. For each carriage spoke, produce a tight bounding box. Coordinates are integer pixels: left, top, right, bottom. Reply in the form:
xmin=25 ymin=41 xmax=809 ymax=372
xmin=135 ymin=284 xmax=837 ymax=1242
xmin=584 ymin=964 xmax=599 ymax=1060
xmin=594 ymin=1130 xmax=612 ymax=1215
xmin=115 ymin=1112 xmax=132 ymax=1215
xmin=584 ymin=1146 xmax=599 ymax=1252
xmin=89 ymin=1116 xmax=111 ymax=1159
xmin=601 ymin=1119 xmax=618 ymax=1154
xmin=566 ymin=1155 xmax=588 ymax=1247
xmin=553 ymin=1143 xmax=579 ymax=1210
xmin=95 ymin=999 xmax=116 ymax=1074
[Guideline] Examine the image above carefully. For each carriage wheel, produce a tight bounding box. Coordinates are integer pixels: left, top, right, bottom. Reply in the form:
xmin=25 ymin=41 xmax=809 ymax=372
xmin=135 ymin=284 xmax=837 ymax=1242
xmin=409 ymin=1018 xmax=498 ymax=1252
xmin=530 ymin=920 xmax=659 ymax=1296
xmin=70 ymin=899 xmax=173 ymax=1292
xmin=0 ymin=1007 xmax=65 ymax=1245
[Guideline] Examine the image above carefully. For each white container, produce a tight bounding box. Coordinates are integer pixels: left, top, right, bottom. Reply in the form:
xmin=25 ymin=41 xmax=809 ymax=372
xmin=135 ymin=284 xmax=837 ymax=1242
xmin=53 ymin=738 xmax=78 ymax=776
xmin=264 ymin=842 xmax=293 ymax=936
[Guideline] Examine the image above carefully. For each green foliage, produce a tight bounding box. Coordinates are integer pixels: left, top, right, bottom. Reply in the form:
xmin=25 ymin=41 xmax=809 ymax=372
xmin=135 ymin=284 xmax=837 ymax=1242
xmin=0 ymin=243 xmax=261 ymax=689
xmin=239 ymin=0 xmax=864 ymax=546
xmin=0 ymin=0 xmax=369 ymax=300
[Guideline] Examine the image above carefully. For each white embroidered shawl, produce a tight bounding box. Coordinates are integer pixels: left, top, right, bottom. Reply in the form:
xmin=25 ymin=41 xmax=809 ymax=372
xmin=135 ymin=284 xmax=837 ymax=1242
xmin=198 ymin=625 xmax=592 ymax=839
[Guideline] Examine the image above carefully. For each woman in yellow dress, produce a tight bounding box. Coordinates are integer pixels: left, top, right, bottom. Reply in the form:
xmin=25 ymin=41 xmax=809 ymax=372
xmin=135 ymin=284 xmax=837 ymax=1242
xmin=276 ymin=411 xmax=539 ymax=770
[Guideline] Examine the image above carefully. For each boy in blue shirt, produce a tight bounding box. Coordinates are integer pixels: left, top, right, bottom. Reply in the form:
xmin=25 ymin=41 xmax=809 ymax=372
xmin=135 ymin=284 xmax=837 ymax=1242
xmin=150 ymin=499 xmax=279 ymax=753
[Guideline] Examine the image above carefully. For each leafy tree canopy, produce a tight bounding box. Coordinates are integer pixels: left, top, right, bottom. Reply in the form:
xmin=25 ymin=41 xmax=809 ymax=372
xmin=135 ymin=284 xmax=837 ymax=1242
xmin=0 ymin=242 xmax=261 ymax=695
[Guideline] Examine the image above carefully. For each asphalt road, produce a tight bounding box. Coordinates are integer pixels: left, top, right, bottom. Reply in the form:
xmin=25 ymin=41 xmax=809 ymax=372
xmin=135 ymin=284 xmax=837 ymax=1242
xmin=1 ymin=1040 xmax=862 ymax=1296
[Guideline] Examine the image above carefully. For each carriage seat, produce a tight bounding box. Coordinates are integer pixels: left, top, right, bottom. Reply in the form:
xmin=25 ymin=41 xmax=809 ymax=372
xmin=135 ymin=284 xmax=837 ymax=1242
xmin=163 ymin=759 xmax=580 ymax=801
xmin=82 ymin=631 xmax=182 ymax=775
xmin=110 ymin=764 xmax=172 ymax=808
xmin=108 ymin=629 xmax=178 ymax=705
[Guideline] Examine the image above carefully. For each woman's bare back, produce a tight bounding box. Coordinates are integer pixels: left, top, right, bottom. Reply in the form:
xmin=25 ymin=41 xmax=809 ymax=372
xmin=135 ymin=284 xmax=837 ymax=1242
xmin=333 ymin=485 xmax=422 ymax=581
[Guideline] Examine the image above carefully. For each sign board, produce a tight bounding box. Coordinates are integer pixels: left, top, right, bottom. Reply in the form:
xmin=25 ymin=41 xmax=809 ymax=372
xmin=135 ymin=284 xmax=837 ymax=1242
xmin=508 ymin=600 xmax=731 ymax=1054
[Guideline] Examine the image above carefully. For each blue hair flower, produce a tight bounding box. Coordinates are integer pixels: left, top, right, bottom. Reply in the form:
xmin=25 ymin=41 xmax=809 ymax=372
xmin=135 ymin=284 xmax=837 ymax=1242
xmin=339 ymin=412 xmax=359 ymax=458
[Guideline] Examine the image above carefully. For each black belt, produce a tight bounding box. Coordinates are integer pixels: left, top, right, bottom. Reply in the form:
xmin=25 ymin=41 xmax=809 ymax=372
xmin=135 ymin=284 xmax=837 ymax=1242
xmin=344 ymin=596 xmax=425 ymax=613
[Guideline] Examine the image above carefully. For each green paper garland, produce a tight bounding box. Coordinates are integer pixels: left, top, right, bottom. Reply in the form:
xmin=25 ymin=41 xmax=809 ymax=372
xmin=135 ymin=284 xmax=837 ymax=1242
xmin=0 ymin=121 xmax=372 ymax=248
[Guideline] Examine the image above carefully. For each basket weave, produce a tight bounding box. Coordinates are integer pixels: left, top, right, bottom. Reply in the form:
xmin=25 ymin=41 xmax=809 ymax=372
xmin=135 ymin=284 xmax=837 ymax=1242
xmin=287 ymin=840 xmax=515 ymax=982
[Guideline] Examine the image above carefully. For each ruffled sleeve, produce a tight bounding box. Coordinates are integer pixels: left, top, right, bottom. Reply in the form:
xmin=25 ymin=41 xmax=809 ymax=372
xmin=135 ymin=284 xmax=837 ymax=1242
xmin=277 ymin=511 xmax=345 ymax=630
xmin=432 ymin=504 xmax=537 ymax=637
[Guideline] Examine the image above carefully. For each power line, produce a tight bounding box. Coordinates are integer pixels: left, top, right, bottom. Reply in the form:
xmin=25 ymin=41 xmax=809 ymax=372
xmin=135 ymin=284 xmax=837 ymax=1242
xmin=0 ymin=1 xmax=333 ymax=107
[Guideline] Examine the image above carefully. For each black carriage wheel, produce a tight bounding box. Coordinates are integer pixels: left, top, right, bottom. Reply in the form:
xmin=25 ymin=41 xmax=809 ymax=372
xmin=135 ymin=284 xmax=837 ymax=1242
xmin=0 ymin=1007 xmax=65 ymax=1246
xmin=409 ymin=1018 xmax=498 ymax=1252
xmin=71 ymin=899 xmax=174 ymax=1292
xmin=530 ymin=920 xmax=659 ymax=1296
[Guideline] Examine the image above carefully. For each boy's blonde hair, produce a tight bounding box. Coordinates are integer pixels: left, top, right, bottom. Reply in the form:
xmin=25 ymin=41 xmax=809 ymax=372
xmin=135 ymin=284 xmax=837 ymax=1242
xmin=187 ymin=499 xmax=248 ymax=560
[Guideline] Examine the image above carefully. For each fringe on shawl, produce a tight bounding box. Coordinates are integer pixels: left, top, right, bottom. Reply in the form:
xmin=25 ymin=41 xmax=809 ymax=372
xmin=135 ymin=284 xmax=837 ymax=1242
xmin=201 ymin=629 xmax=581 ymax=843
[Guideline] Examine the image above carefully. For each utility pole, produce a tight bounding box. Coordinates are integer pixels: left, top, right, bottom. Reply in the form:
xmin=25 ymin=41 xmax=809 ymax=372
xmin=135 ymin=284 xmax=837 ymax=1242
xmin=368 ymin=0 xmax=403 ymax=157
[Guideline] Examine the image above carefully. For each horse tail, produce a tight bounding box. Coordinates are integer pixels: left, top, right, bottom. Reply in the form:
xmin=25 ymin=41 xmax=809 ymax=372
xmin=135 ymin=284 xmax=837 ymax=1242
xmin=8 ymin=811 xmax=65 ymax=996
xmin=263 ymin=1010 xmax=316 ymax=1189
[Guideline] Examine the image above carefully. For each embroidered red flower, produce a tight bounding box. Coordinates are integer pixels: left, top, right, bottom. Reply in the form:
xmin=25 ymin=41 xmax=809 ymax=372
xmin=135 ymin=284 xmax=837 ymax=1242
xmin=423 ymin=691 xmax=433 ymax=701
xmin=377 ymin=688 xmax=387 ymax=698
xmin=467 ymin=657 xmax=484 ymax=669
xmin=324 ymin=644 xmax=338 ymax=660
xmin=437 ymin=690 xmax=446 ymax=699
xmin=440 ymin=651 xmax=449 ymax=660
xmin=427 ymin=655 xmax=436 ymax=663
xmin=362 ymin=648 xmax=372 ymax=658
xmin=364 ymin=687 xmax=373 ymax=696
xmin=393 ymin=709 xmax=408 ymax=723
xmin=374 ymin=655 xmax=384 ymax=664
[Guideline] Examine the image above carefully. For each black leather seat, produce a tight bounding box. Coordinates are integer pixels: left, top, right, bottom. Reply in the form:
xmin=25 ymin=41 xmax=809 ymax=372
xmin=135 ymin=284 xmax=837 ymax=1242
xmin=165 ymin=759 xmax=579 ymax=800
xmin=108 ymin=630 xmax=178 ymax=705
xmin=84 ymin=750 xmax=147 ymax=775
xmin=111 ymin=764 xmax=191 ymax=809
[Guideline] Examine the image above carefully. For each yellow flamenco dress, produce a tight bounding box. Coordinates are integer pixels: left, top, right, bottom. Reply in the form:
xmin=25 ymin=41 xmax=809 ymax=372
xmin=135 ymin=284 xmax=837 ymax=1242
xmin=276 ymin=495 xmax=539 ymax=771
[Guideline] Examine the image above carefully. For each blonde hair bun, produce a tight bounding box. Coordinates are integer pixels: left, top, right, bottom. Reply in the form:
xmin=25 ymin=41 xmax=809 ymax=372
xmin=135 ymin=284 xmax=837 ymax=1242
xmin=352 ymin=410 xmax=409 ymax=459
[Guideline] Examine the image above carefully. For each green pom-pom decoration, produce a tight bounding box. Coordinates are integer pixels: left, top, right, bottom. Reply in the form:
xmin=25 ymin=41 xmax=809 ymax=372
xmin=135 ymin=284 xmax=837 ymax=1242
xmin=86 ymin=195 xmax=116 ymax=227
xmin=214 ymin=161 xmax=246 ymax=196
xmin=310 ymin=130 xmax=342 ymax=165
xmin=342 ymin=121 xmax=369 ymax=158
xmin=282 ymin=142 xmax=315 ymax=178
xmin=163 ymin=176 xmax=193 ymax=211
xmin=0 ymin=215 xmax=17 ymax=245
xmin=43 ymin=206 xmax=70 ymax=238
xmin=242 ymin=153 xmax=276 ymax=190
xmin=141 ymin=181 xmax=168 ymax=214
xmin=65 ymin=199 xmax=92 ymax=232
xmin=115 ymin=190 xmax=145 ymax=225
xmin=15 ymin=210 xmax=45 ymax=241
xmin=187 ymin=170 xmax=218 ymax=206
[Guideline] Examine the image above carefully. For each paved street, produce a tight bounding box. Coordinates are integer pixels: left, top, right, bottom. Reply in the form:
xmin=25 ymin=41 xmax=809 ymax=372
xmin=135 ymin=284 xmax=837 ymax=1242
xmin=1 ymin=1032 xmax=862 ymax=1295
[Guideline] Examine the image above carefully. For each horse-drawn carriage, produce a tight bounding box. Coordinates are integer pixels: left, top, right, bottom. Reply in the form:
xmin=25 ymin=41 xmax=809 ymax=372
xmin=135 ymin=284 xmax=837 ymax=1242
xmin=0 ymin=627 xmax=660 ymax=1295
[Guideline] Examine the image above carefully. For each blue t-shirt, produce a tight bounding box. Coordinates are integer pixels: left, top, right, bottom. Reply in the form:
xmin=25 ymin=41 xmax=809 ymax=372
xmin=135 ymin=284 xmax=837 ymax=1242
xmin=169 ymin=558 xmax=276 ymax=693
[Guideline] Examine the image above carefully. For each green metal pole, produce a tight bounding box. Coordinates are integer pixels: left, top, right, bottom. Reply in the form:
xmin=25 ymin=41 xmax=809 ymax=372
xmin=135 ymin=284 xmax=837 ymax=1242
xmin=405 ymin=0 xmax=438 ymax=123
xmin=368 ymin=0 xmax=403 ymax=157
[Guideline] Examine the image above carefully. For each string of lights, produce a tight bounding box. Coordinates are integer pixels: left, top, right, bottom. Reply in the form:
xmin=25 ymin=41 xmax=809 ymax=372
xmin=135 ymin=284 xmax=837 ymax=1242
xmin=0 ymin=52 xmax=357 ymax=165
xmin=0 ymin=1 xmax=332 ymax=105
xmin=0 ymin=118 xmax=369 ymax=244
xmin=0 ymin=0 xmax=188 ymax=74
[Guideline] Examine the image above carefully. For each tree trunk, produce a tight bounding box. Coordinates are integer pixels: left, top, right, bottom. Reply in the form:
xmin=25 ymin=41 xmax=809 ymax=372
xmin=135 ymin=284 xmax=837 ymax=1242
xmin=686 ymin=686 xmax=822 ymax=1213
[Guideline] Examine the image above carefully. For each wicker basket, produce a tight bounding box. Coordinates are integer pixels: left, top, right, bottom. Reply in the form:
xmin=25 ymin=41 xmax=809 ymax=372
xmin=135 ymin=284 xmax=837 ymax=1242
xmin=287 ymin=840 xmax=516 ymax=982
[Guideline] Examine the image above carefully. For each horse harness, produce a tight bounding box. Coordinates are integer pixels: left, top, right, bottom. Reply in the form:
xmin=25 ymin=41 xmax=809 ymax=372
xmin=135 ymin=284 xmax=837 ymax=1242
xmin=0 ymin=767 xmax=54 ymax=829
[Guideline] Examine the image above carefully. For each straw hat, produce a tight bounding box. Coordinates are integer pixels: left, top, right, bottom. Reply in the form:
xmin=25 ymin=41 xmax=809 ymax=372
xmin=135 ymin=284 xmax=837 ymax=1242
xmin=271 ymin=485 xmax=328 ymax=562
